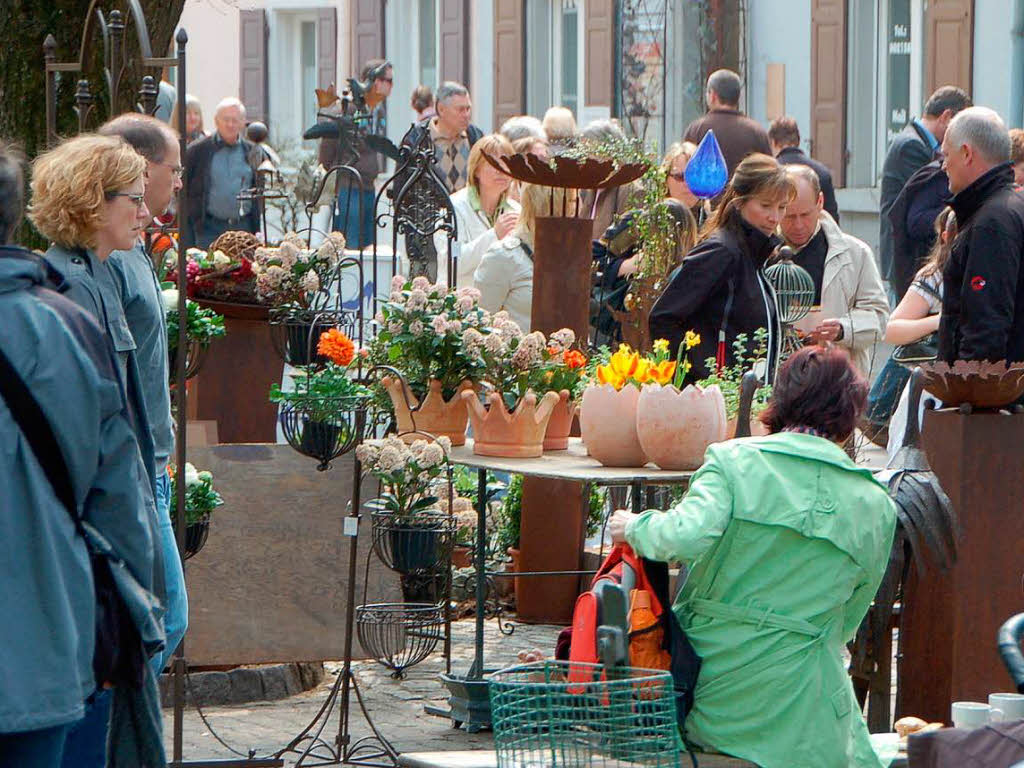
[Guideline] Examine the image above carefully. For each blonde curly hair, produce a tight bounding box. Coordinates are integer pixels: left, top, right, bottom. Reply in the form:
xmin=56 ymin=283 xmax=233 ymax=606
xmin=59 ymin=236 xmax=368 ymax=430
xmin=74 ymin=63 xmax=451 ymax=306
xmin=29 ymin=134 xmax=147 ymax=248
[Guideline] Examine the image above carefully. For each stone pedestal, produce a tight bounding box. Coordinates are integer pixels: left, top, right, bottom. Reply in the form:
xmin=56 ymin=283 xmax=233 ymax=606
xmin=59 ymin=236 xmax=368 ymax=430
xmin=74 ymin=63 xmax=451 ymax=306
xmin=193 ymin=300 xmax=280 ymax=444
xmin=897 ymin=409 xmax=1024 ymax=723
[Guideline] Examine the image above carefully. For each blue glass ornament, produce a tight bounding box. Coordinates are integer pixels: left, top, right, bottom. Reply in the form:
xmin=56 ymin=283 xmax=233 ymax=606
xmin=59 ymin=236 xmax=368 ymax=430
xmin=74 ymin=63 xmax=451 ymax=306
xmin=684 ymin=129 xmax=729 ymax=199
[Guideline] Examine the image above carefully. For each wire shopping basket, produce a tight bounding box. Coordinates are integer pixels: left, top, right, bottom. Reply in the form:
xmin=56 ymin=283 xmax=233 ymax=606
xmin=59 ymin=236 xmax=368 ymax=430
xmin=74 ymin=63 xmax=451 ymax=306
xmin=488 ymin=660 xmax=684 ymax=768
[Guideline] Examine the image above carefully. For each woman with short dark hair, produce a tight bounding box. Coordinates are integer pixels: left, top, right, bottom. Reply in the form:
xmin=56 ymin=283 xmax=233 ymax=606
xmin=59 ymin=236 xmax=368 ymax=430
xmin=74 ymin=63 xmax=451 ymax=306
xmin=610 ymin=345 xmax=896 ymax=768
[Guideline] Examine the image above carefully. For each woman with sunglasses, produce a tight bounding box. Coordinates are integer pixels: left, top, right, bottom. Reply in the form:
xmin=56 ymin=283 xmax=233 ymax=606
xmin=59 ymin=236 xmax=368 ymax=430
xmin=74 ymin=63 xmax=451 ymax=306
xmin=30 ymin=134 xmax=166 ymax=768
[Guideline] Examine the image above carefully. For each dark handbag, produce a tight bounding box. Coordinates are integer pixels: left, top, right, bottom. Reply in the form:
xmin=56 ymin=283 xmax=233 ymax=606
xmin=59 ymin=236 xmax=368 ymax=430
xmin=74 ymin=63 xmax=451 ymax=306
xmin=891 ymin=278 xmax=941 ymax=366
xmin=0 ymin=344 xmax=145 ymax=690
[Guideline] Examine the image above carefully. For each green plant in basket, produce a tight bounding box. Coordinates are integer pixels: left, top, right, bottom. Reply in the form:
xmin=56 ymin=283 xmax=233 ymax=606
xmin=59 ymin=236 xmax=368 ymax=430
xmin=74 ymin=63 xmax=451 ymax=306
xmin=168 ymin=462 xmax=224 ymax=525
xmin=356 ymin=434 xmax=453 ymax=523
xmin=162 ymin=288 xmax=226 ymax=351
xmin=493 ymin=474 xmax=606 ymax=553
xmin=269 ymin=328 xmax=370 ymax=424
xmin=697 ymin=328 xmax=773 ymax=419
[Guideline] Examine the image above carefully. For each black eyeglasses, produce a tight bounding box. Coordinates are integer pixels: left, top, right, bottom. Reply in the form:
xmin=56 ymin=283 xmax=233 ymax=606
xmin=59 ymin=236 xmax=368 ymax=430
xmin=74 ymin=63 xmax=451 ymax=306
xmin=107 ymin=192 xmax=146 ymax=210
xmin=156 ymin=161 xmax=184 ymax=179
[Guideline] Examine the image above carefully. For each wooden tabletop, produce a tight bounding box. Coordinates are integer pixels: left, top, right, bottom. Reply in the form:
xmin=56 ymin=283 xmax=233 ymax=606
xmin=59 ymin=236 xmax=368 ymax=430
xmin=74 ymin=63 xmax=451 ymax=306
xmin=448 ymin=438 xmax=695 ymax=486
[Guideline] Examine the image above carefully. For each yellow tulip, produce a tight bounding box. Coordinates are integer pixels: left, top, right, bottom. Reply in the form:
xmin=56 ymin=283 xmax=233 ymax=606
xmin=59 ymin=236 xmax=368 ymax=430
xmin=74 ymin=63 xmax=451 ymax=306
xmin=596 ymin=364 xmax=625 ymax=390
xmin=648 ymin=360 xmax=677 ymax=386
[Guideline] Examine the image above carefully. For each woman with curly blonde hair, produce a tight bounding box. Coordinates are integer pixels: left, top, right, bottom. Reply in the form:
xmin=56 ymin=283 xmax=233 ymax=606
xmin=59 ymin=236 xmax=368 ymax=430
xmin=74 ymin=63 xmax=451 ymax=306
xmin=31 ymin=133 xmax=164 ymax=768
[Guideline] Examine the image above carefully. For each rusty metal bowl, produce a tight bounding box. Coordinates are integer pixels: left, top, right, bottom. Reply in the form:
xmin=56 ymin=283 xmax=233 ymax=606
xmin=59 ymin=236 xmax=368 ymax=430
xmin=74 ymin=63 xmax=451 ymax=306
xmin=917 ymin=361 xmax=1024 ymax=408
xmin=483 ymin=152 xmax=647 ymax=190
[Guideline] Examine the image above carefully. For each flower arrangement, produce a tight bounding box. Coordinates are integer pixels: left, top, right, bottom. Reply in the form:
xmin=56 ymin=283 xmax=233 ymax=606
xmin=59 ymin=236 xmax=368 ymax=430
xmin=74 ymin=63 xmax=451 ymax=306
xmin=590 ymin=333 xmax=701 ymax=391
xmin=163 ymin=246 xmax=256 ymax=302
xmin=269 ymin=328 xmax=370 ymax=422
xmin=168 ymin=462 xmax=224 ymax=525
xmin=252 ymin=231 xmax=346 ymax=307
xmin=369 ymin=275 xmax=492 ymax=402
xmin=356 ymin=434 xmax=453 ymax=521
xmin=697 ymin=329 xmax=773 ymax=419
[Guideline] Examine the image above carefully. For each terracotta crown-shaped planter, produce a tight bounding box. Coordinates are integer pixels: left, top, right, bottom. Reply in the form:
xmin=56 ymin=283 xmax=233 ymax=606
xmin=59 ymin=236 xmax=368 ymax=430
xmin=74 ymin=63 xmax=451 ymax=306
xmin=382 ymin=376 xmax=472 ymax=446
xmin=461 ymin=390 xmax=560 ymax=458
xmin=543 ymin=390 xmax=577 ymax=451
xmin=580 ymin=383 xmax=648 ymax=467
xmin=636 ymin=383 xmax=727 ymax=470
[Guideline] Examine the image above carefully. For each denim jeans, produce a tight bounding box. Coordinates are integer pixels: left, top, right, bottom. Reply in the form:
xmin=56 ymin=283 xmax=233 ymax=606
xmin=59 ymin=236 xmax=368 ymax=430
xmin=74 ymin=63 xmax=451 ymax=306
xmin=333 ymin=187 xmax=376 ymax=250
xmin=1 ymin=721 xmax=76 ymax=768
xmin=59 ymin=690 xmax=110 ymax=768
xmin=153 ymin=469 xmax=188 ymax=674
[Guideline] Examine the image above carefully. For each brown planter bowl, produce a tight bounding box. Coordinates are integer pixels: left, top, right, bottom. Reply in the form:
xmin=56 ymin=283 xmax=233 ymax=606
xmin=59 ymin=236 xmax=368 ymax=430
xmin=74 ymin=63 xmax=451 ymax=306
xmin=917 ymin=361 xmax=1024 ymax=408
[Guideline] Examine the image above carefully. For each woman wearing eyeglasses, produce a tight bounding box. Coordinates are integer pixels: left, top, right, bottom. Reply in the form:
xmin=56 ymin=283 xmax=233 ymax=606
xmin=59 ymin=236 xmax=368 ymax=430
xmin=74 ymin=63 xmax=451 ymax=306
xmin=30 ymin=133 xmax=166 ymax=768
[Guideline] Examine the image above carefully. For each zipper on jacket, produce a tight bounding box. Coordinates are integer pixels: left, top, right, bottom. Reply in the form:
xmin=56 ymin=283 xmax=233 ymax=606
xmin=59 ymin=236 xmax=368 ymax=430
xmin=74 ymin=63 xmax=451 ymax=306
xmin=756 ymin=269 xmax=781 ymax=383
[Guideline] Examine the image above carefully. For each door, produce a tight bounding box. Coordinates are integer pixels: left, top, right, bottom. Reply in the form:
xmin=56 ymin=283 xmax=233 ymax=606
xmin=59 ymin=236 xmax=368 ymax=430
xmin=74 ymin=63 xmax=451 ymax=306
xmin=810 ymin=0 xmax=847 ymax=186
xmin=924 ymin=0 xmax=973 ymax=95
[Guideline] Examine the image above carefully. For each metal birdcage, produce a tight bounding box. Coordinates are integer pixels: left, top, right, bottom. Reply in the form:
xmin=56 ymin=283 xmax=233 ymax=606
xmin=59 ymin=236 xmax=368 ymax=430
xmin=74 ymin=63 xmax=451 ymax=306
xmin=765 ymin=256 xmax=815 ymax=325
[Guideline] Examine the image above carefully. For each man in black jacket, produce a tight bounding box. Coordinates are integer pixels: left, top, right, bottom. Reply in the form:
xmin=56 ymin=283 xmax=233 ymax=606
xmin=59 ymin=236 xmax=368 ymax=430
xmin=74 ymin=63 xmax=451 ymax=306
xmin=769 ymin=115 xmax=840 ymax=224
xmin=938 ymin=107 xmax=1024 ymax=363
xmin=183 ymin=97 xmax=263 ymax=248
xmin=879 ymin=86 xmax=971 ymax=295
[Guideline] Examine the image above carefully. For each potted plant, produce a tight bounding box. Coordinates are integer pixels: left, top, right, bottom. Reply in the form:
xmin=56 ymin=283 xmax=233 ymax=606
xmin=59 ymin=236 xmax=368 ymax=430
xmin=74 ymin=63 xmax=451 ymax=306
xmin=537 ymin=329 xmax=589 ymax=450
xmin=163 ymin=288 xmax=226 ymax=381
xmin=459 ymin=312 xmax=561 ymax=458
xmin=697 ymin=329 xmax=773 ymax=438
xmin=269 ymin=328 xmax=370 ymax=464
xmin=636 ymin=333 xmax=728 ymax=470
xmin=356 ymin=434 xmax=455 ymax=574
xmin=255 ymin=231 xmax=348 ymax=366
xmin=168 ymin=462 xmax=224 ymax=560
xmin=369 ymin=275 xmax=491 ymax=446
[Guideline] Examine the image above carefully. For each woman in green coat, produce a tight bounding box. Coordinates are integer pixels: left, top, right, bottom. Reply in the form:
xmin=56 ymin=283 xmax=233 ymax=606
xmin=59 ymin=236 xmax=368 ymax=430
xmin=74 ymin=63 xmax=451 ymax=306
xmin=611 ymin=346 xmax=896 ymax=768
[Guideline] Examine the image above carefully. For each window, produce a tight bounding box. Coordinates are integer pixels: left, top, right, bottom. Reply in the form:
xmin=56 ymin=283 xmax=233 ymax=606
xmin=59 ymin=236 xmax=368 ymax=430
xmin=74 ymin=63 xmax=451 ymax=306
xmin=560 ymin=2 xmax=579 ymax=118
xmin=525 ymin=0 xmax=583 ymax=121
xmin=419 ymin=0 xmax=437 ymax=89
xmin=301 ymin=20 xmax=318 ymax=130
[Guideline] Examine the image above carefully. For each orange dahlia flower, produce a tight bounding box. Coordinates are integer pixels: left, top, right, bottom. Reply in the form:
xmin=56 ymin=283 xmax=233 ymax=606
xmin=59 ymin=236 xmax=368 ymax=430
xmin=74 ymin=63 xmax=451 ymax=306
xmin=317 ymin=328 xmax=355 ymax=366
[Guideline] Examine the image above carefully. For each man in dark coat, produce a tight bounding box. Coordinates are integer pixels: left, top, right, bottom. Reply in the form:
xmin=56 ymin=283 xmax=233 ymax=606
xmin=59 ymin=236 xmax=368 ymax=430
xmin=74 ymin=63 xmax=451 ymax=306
xmin=769 ymin=115 xmax=840 ymax=224
xmin=683 ymin=69 xmax=771 ymax=178
xmin=887 ymin=159 xmax=949 ymax=300
xmin=937 ymin=107 xmax=1024 ymax=363
xmin=183 ymin=97 xmax=263 ymax=248
xmin=879 ymin=86 xmax=971 ymax=295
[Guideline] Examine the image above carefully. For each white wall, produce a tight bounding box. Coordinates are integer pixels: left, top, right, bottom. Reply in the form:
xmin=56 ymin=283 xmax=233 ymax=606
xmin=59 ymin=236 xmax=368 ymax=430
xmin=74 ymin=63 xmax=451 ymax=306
xmin=746 ymin=0 xmax=812 ymax=151
xmin=972 ymin=0 xmax=1014 ymax=124
xmin=177 ymin=0 xmax=244 ymax=127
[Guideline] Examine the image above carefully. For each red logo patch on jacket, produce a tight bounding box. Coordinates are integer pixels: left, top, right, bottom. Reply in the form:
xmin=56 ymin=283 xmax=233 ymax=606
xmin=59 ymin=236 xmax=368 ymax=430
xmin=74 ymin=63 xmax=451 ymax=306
xmin=971 ymin=275 xmax=987 ymax=291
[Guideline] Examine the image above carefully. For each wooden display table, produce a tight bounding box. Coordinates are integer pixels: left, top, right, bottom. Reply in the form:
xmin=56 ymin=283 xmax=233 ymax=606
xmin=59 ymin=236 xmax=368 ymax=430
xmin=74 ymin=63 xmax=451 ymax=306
xmin=192 ymin=300 xmax=280 ymax=444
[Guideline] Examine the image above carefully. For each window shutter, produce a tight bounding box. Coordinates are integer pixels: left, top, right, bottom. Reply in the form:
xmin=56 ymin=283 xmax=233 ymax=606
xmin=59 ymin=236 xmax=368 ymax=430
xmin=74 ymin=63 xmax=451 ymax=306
xmin=925 ymin=0 xmax=973 ymax=96
xmin=810 ymin=0 xmax=847 ymax=186
xmin=439 ymin=0 xmax=468 ymax=86
xmin=317 ymin=7 xmax=337 ymax=90
xmin=239 ymin=9 xmax=268 ymax=124
xmin=585 ymin=0 xmax=613 ymax=107
xmin=494 ymin=0 xmax=525 ymax=128
xmin=351 ymin=0 xmax=385 ymax=75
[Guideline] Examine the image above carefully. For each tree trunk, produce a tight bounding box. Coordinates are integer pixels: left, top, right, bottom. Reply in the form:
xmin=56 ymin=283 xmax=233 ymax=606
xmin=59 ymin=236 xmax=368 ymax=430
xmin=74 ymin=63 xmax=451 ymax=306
xmin=0 ymin=0 xmax=185 ymax=246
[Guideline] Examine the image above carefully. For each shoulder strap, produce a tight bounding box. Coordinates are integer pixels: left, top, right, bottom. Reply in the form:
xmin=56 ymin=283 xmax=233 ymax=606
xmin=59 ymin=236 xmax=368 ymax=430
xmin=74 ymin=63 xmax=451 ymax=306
xmin=0 ymin=344 xmax=78 ymax=522
xmin=912 ymin=276 xmax=942 ymax=302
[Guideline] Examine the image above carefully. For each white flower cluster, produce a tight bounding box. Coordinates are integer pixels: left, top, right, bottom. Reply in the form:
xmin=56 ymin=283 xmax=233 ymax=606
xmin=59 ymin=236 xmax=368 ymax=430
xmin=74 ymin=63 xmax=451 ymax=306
xmin=253 ymin=231 xmax=346 ymax=303
xmin=547 ymin=328 xmax=576 ymax=353
xmin=511 ymin=331 xmax=546 ymax=371
xmin=356 ymin=434 xmax=452 ymax=475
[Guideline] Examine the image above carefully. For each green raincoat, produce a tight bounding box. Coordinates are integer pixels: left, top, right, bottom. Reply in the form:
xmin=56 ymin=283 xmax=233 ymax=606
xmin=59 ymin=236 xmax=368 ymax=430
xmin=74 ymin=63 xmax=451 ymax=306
xmin=626 ymin=432 xmax=896 ymax=768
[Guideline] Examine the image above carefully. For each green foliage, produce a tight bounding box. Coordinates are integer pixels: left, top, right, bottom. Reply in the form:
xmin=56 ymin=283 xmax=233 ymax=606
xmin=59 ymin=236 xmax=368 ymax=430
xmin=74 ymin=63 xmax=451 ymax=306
xmin=493 ymin=474 xmax=606 ymax=552
xmin=357 ymin=435 xmax=451 ymax=521
xmin=269 ymin=364 xmax=370 ymax=424
xmin=697 ymin=328 xmax=773 ymax=419
xmin=169 ymin=464 xmax=224 ymax=525
xmin=166 ymin=298 xmax=225 ymax=350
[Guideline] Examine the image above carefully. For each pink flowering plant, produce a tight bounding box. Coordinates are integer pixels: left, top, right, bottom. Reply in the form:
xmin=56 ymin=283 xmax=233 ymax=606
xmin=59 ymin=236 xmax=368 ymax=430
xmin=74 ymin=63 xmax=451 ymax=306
xmin=465 ymin=313 xmax=581 ymax=411
xmin=356 ymin=434 xmax=453 ymax=522
xmin=252 ymin=231 xmax=346 ymax=307
xmin=368 ymin=275 xmax=492 ymax=401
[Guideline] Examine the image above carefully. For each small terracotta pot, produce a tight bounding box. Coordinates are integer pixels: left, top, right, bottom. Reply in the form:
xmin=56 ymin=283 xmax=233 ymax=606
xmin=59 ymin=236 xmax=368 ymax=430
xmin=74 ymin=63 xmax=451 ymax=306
xmin=636 ymin=383 xmax=727 ymax=470
xmin=542 ymin=390 xmax=577 ymax=451
xmin=382 ymin=376 xmax=472 ymax=446
xmin=580 ymin=383 xmax=647 ymax=467
xmin=461 ymin=390 xmax=560 ymax=458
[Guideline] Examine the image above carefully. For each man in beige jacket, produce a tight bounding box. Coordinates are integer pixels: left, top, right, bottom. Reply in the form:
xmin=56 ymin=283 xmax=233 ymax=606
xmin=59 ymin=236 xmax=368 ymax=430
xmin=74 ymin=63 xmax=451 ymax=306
xmin=780 ymin=165 xmax=889 ymax=375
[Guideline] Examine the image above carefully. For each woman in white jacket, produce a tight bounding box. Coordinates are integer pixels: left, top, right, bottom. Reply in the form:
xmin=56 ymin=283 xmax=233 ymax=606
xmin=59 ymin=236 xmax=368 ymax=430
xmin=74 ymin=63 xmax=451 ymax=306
xmin=435 ymin=134 xmax=520 ymax=288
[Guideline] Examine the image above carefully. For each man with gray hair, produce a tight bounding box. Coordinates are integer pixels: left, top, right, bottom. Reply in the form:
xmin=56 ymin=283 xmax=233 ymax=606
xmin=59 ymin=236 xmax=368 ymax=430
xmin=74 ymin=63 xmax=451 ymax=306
xmin=683 ymin=68 xmax=771 ymax=177
xmin=184 ymin=96 xmax=262 ymax=247
xmin=399 ymin=81 xmax=483 ymax=195
xmin=938 ymin=106 xmax=1024 ymax=363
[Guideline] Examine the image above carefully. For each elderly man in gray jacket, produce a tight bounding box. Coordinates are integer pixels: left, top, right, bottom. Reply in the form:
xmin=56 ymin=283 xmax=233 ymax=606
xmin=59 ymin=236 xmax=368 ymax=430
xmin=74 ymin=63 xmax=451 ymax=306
xmin=780 ymin=165 xmax=890 ymax=375
xmin=0 ymin=146 xmax=158 ymax=765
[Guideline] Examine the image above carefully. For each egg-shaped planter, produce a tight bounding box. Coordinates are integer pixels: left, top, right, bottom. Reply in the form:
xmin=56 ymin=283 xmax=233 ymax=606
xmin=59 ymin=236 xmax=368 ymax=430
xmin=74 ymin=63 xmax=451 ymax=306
xmin=580 ymin=384 xmax=647 ymax=467
xmin=636 ymin=383 xmax=727 ymax=470
xmin=542 ymin=390 xmax=576 ymax=451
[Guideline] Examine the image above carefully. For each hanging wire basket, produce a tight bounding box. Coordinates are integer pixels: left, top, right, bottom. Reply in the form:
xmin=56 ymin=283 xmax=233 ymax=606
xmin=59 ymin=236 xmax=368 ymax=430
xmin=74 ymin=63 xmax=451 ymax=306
xmin=278 ymin=396 xmax=370 ymax=470
xmin=355 ymin=602 xmax=445 ymax=678
xmin=489 ymin=661 xmax=684 ymax=768
xmin=370 ymin=510 xmax=457 ymax=575
xmin=168 ymin=337 xmax=209 ymax=382
xmin=181 ymin=516 xmax=211 ymax=560
xmin=268 ymin=306 xmax=360 ymax=367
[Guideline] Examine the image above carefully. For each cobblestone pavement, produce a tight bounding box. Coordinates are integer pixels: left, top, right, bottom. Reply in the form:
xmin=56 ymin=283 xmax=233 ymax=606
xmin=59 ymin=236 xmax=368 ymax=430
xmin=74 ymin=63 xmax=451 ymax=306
xmin=163 ymin=618 xmax=561 ymax=764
